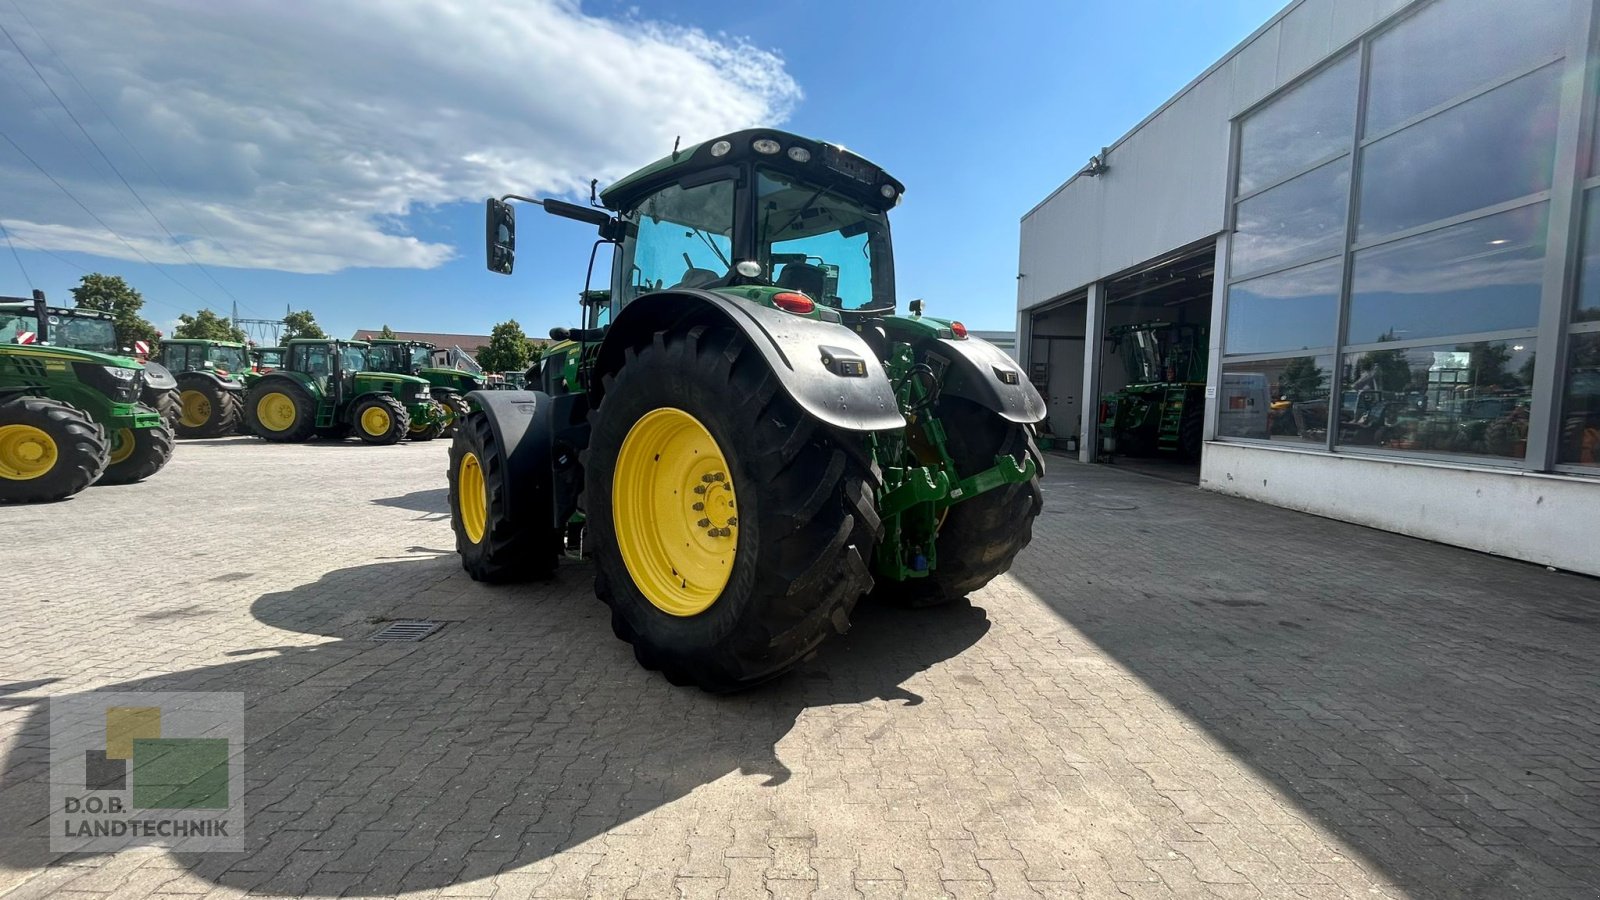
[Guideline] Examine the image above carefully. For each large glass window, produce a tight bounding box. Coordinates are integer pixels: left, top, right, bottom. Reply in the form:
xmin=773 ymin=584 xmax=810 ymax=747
xmin=1337 ymin=340 xmax=1535 ymax=459
xmin=1356 ymin=66 xmax=1561 ymax=240
xmin=621 ymin=178 xmax=734 ymax=301
xmin=756 ymin=168 xmax=894 ymax=312
xmin=1224 ymin=260 xmax=1340 ymax=357
xmin=1575 ymin=191 xmax=1600 ymax=323
xmin=1346 ymin=204 xmax=1547 ymax=345
xmin=1219 ymin=355 xmax=1333 ymax=443
xmin=1365 ymin=0 xmax=1567 ymax=135
xmin=1230 ymin=160 xmax=1348 ymax=278
xmin=1559 ymin=333 xmax=1600 ymax=467
xmin=1236 ymin=53 xmax=1358 ymax=195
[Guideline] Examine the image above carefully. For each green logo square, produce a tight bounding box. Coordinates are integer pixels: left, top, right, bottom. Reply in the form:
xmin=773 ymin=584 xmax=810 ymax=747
xmin=130 ymin=738 xmax=229 ymax=809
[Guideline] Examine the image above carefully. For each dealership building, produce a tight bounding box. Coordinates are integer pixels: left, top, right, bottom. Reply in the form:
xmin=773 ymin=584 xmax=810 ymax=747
xmin=1017 ymin=0 xmax=1600 ymax=576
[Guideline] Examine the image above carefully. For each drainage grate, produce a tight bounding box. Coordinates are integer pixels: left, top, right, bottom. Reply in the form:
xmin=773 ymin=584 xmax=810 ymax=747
xmin=368 ymin=620 xmax=445 ymax=642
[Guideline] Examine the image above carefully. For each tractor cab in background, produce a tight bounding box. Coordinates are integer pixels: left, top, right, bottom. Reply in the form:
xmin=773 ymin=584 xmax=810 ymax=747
xmin=1098 ymin=321 xmax=1208 ymax=460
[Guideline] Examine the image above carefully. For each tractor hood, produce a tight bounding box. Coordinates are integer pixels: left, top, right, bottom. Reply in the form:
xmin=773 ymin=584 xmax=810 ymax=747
xmin=6 ymin=343 xmax=140 ymax=368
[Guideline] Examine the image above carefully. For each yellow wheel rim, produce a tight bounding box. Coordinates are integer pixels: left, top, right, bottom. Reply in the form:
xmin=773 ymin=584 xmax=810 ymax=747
xmin=109 ymin=428 xmax=135 ymax=465
xmin=179 ymin=390 xmax=211 ymax=427
xmin=458 ymin=452 xmax=487 ymax=543
xmin=613 ymin=407 xmax=737 ymax=616
xmin=256 ymin=392 xmax=297 ymax=431
xmin=361 ymin=407 xmax=392 ymax=436
xmin=0 ymin=424 xmax=58 ymax=480
xmin=441 ymin=403 xmax=456 ymax=427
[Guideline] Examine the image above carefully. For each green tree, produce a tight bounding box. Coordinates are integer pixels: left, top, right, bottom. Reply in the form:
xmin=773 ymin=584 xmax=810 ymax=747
xmin=477 ymin=320 xmax=530 ymax=372
xmin=524 ymin=337 xmax=549 ymax=361
xmin=282 ymin=309 xmax=327 ymax=341
xmin=69 ymin=273 xmax=159 ymax=350
xmin=1276 ymin=356 xmax=1326 ymax=401
xmin=379 ymin=324 xmax=397 ymax=339
xmin=173 ymin=308 xmax=247 ymax=342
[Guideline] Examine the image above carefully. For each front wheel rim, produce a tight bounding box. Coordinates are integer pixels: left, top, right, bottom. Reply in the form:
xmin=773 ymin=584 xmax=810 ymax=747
xmin=109 ymin=428 xmax=136 ymax=465
xmin=612 ymin=407 xmax=738 ymax=617
xmin=0 ymin=424 xmax=58 ymax=480
xmin=458 ymin=452 xmax=487 ymax=543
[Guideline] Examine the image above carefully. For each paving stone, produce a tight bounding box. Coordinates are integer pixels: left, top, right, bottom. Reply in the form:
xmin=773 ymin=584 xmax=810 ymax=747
xmin=0 ymin=443 xmax=1595 ymax=899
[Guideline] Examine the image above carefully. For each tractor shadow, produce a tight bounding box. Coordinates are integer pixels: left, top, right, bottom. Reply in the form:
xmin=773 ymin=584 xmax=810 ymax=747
xmin=370 ymin=487 xmax=448 ymax=516
xmin=0 ymin=555 xmax=990 ymax=896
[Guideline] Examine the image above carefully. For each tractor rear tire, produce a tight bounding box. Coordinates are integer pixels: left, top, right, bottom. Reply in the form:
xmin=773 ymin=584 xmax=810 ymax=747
xmin=175 ymin=377 xmax=242 ymax=439
xmin=0 ymin=396 xmax=108 ymax=503
xmin=353 ymin=394 xmax=408 ymax=445
xmin=437 ymin=390 xmax=469 ymax=438
xmin=1179 ymin=400 xmax=1203 ymax=461
xmin=448 ymin=410 xmax=561 ymax=582
xmin=99 ymin=410 xmax=175 ymax=485
xmin=584 ymin=325 xmax=877 ymax=692
xmin=247 ymin=383 xmax=317 ymax=442
xmin=876 ymin=397 xmax=1043 ymax=608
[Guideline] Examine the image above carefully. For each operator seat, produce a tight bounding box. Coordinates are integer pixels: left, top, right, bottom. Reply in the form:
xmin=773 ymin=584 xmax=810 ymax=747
xmin=671 ymin=267 xmax=721 ymax=290
xmin=776 ymin=262 xmax=828 ymax=303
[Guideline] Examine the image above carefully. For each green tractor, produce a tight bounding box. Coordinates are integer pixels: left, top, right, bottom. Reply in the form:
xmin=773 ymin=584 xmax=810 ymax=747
xmin=0 ymin=290 xmax=175 ymax=501
xmin=365 ymin=339 xmax=484 ymax=436
xmin=252 ymin=346 xmax=285 ymax=372
xmin=0 ymin=296 xmax=181 ymax=426
xmin=450 ymin=129 xmax=1045 ymax=691
xmin=1097 ymin=321 xmax=1208 ymax=460
xmin=243 ymin=338 xmax=444 ymax=444
xmin=155 ymin=338 xmax=252 ymax=438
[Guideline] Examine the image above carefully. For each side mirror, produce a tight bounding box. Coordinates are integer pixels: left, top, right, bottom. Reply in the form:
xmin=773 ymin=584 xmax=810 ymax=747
xmin=485 ymin=198 xmax=515 ymax=274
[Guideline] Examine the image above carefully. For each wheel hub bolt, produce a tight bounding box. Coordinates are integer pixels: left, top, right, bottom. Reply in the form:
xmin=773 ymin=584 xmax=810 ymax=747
xmin=697 ymin=518 xmax=711 ymax=527
xmin=701 ymin=473 xmax=715 ymax=483
xmin=692 ymin=502 xmax=704 ymax=511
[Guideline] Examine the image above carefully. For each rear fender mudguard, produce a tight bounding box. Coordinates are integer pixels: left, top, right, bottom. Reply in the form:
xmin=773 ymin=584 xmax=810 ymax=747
xmin=465 ymin=389 xmax=557 ymax=530
xmin=176 ymin=369 xmax=243 ymax=392
xmin=925 ymin=336 xmax=1045 ymax=424
xmin=595 ymin=290 xmax=904 ymax=432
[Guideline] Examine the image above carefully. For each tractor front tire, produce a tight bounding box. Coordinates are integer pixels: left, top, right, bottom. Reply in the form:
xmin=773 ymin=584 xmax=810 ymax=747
xmin=437 ymin=390 xmax=470 ymax=438
xmin=877 ymin=397 xmax=1043 ymax=608
xmin=585 ymin=325 xmax=877 ymax=692
xmin=100 ymin=411 xmax=175 ymax=485
xmin=176 ymin=377 xmax=242 ymax=439
xmin=149 ymin=388 xmax=181 ymax=431
xmin=408 ymin=402 xmax=444 ymax=441
xmin=448 ymin=410 xmax=561 ymax=582
xmin=0 ymin=396 xmax=109 ymax=503
xmin=247 ymin=383 xmax=317 ymax=442
xmin=353 ymin=394 xmax=408 ymax=445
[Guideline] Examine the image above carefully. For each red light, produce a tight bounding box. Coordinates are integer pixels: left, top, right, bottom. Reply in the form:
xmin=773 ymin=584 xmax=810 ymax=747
xmin=950 ymin=321 xmax=968 ymax=339
xmin=772 ymin=292 xmax=815 ymax=314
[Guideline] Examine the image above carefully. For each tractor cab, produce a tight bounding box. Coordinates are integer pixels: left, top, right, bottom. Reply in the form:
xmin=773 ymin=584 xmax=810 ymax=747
xmin=159 ymin=339 xmax=249 ymax=380
xmin=1099 ymin=321 xmax=1210 ymax=460
xmin=1110 ymin=321 xmax=1207 ymax=388
xmin=252 ymin=346 xmax=285 ymax=371
xmin=0 ymin=301 xmax=123 ymax=355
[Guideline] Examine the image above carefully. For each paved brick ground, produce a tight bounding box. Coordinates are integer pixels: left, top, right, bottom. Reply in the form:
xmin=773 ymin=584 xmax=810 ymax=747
xmin=0 ymin=437 xmax=1596 ymax=899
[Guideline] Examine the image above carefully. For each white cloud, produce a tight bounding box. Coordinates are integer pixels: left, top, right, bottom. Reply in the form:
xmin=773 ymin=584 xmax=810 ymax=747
xmin=0 ymin=0 xmax=800 ymax=274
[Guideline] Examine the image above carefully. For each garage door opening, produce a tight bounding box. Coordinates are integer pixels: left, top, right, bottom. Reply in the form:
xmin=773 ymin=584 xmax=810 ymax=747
xmin=1096 ymin=246 xmax=1214 ymax=480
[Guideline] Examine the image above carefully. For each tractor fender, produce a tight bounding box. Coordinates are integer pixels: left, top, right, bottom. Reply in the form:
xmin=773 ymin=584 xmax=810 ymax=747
xmin=248 ymin=371 xmax=316 ymax=401
xmin=465 ymin=389 xmax=557 ymax=530
xmin=142 ymin=361 xmax=177 ymax=391
xmin=175 ymin=369 xmax=243 ymax=392
xmin=924 ymin=335 xmax=1046 ymax=424
xmin=595 ymin=289 xmax=904 ymax=432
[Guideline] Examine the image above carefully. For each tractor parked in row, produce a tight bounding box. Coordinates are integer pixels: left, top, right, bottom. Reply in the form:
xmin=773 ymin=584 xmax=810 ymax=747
xmin=365 ymin=339 xmax=483 ymax=436
xmin=0 ymin=291 xmax=174 ymax=501
xmin=156 ymin=339 xmax=252 ymax=438
xmin=0 ymin=297 xmax=180 ymax=426
xmin=450 ymin=129 xmax=1045 ymax=691
xmin=252 ymin=346 xmax=285 ymax=372
xmin=244 ymin=338 xmax=443 ymax=444
xmin=1097 ymin=321 xmax=1207 ymax=460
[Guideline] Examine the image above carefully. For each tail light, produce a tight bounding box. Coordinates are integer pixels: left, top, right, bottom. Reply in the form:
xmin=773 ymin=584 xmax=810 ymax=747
xmin=1099 ymin=401 xmax=1111 ymax=423
xmin=772 ymin=292 xmax=815 ymax=315
xmin=950 ymin=321 xmax=968 ymax=339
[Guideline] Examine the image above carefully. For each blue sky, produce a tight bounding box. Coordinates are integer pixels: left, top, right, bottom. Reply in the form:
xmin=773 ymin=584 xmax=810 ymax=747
xmin=0 ymin=0 xmax=1284 ymax=340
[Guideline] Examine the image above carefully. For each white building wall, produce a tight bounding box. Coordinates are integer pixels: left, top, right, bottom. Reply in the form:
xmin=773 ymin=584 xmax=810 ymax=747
xmin=1018 ymin=0 xmax=1418 ymax=310
xmin=1201 ymin=443 xmax=1600 ymax=577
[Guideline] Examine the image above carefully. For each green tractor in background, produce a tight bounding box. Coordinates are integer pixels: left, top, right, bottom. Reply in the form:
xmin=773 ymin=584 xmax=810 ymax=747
xmin=0 ymin=290 xmax=175 ymax=501
xmin=156 ymin=338 xmax=252 ymax=438
xmin=365 ymin=339 xmax=483 ymax=436
xmin=252 ymin=346 xmax=285 ymax=372
xmin=244 ymin=338 xmax=443 ymax=444
xmin=1097 ymin=321 xmax=1208 ymax=460
xmin=452 ymin=129 xmax=1045 ymax=691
